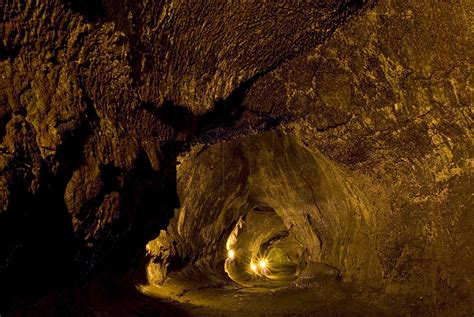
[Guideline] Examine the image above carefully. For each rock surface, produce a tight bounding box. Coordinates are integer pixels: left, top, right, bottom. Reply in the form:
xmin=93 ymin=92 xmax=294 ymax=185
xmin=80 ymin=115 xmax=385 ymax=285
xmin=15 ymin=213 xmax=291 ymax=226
xmin=0 ymin=0 xmax=472 ymax=315
xmin=251 ymin=0 xmax=474 ymax=304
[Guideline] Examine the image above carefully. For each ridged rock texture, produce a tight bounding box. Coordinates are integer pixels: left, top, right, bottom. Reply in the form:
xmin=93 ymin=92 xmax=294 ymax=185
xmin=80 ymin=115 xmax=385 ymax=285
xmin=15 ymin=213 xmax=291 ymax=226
xmin=0 ymin=0 xmax=473 ymax=315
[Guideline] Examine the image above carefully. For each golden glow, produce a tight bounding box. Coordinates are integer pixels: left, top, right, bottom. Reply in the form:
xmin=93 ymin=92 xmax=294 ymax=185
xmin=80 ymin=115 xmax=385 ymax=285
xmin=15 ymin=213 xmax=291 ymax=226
xmin=250 ymin=262 xmax=257 ymax=271
xmin=228 ymin=249 xmax=235 ymax=259
xmin=250 ymin=258 xmax=268 ymax=273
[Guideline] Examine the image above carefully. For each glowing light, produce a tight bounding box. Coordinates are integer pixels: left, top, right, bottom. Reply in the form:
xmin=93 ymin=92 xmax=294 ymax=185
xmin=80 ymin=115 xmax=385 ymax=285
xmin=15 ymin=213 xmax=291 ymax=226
xmin=259 ymin=259 xmax=267 ymax=269
xmin=228 ymin=249 xmax=235 ymax=259
xmin=250 ymin=262 xmax=257 ymax=271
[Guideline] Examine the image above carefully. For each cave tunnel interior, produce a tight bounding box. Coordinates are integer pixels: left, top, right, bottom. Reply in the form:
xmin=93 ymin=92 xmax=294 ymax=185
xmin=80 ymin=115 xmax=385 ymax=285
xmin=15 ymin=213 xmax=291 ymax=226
xmin=135 ymin=131 xmax=387 ymax=315
xmin=0 ymin=0 xmax=473 ymax=316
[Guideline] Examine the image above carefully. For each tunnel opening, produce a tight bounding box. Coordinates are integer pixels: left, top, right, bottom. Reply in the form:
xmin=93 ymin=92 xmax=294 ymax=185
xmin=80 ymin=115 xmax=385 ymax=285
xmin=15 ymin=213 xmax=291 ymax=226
xmin=224 ymin=207 xmax=307 ymax=288
xmin=134 ymin=130 xmax=386 ymax=315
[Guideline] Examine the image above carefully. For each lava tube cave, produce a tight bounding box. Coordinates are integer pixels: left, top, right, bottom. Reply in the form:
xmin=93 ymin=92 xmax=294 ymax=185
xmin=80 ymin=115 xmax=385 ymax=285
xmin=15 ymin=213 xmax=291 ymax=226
xmin=1 ymin=0 xmax=473 ymax=316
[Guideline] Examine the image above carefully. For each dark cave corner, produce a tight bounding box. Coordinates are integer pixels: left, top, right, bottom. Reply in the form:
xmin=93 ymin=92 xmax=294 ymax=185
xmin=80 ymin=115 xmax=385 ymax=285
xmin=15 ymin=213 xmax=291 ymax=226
xmin=0 ymin=141 xmax=184 ymax=315
xmin=0 ymin=95 xmax=103 ymax=309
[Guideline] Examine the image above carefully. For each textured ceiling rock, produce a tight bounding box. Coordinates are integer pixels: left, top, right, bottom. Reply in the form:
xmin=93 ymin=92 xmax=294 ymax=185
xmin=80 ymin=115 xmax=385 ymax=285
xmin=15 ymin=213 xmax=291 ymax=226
xmin=94 ymin=0 xmax=370 ymax=113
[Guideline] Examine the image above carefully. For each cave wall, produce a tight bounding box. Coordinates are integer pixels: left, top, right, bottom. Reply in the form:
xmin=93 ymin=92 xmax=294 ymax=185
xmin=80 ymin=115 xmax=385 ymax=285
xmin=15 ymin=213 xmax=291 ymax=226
xmin=243 ymin=0 xmax=473 ymax=304
xmin=0 ymin=1 xmax=168 ymax=300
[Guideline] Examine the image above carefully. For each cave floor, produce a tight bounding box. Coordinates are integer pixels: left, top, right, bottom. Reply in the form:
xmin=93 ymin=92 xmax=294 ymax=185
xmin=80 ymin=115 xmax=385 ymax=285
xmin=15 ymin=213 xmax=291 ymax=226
xmin=136 ymin=275 xmax=426 ymax=316
xmin=23 ymin=269 xmax=468 ymax=316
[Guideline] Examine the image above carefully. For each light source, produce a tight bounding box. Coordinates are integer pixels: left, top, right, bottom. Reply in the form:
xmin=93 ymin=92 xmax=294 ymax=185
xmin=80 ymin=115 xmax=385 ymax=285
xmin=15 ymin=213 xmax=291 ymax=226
xmin=250 ymin=262 xmax=257 ymax=271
